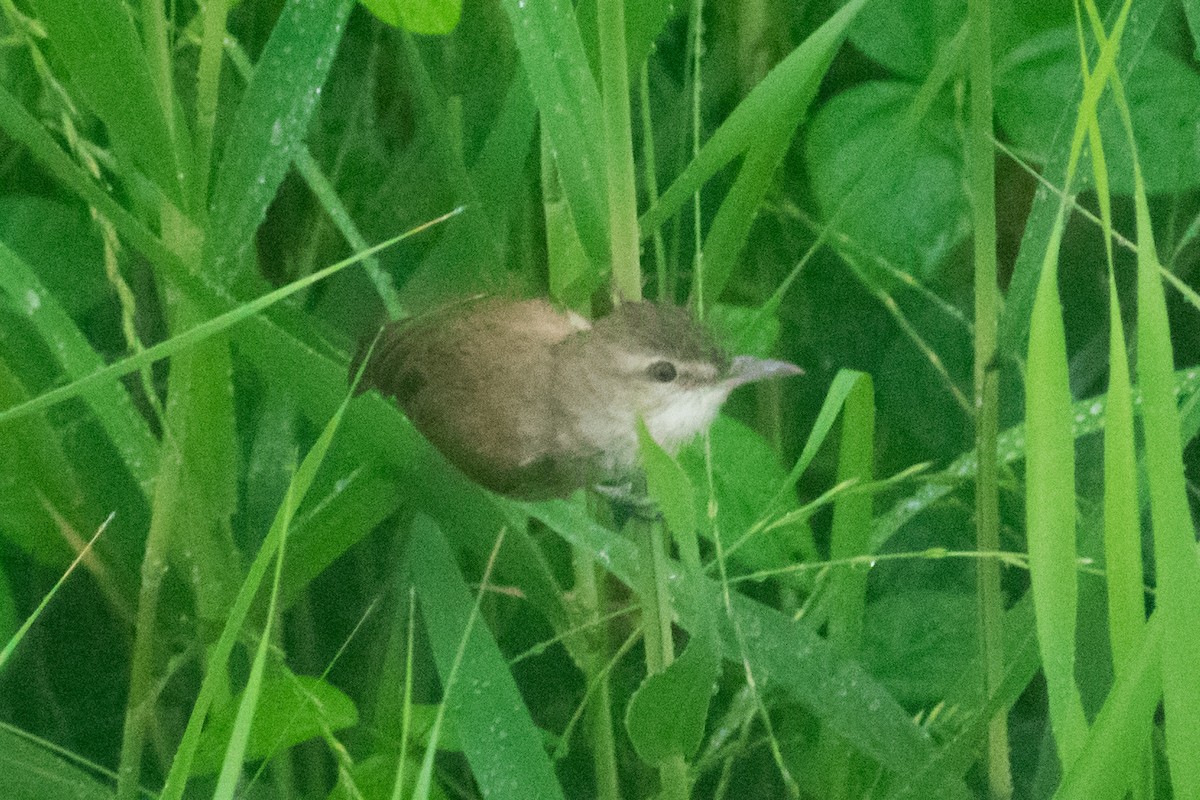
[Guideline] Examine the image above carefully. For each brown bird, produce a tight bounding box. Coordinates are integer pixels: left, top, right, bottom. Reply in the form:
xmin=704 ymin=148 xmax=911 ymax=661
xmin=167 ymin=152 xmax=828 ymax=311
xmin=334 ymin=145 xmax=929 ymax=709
xmin=352 ymin=297 xmax=802 ymax=499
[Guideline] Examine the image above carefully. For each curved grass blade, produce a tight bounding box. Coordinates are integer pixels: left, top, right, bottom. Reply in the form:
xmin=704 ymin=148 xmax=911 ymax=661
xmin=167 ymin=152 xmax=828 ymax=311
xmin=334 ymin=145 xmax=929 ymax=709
xmin=639 ymin=0 xmax=865 ymax=240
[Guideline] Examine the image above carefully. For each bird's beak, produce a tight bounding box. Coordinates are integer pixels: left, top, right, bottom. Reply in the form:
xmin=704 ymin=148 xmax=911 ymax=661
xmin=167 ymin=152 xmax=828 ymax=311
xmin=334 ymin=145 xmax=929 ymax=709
xmin=725 ymin=356 xmax=805 ymax=388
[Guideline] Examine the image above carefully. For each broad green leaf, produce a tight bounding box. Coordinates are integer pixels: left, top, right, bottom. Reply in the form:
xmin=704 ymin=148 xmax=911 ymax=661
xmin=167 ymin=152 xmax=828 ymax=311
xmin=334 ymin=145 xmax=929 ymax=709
xmin=325 ymin=753 xmax=451 ymax=800
xmin=996 ymin=32 xmax=1200 ymax=195
xmin=677 ymin=416 xmax=816 ymax=581
xmin=886 ymin=595 xmax=1040 ymax=799
xmin=360 ymin=0 xmax=463 ymax=34
xmin=848 ymin=0 xmax=965 ymax=79
xmin=805 ymin=82 xmax=969 ymax=282
xmin=523 ymin=500 xmax=968 ymax=793
xmin=192 ymin=673 xmax=358 ymax=775
xmin=863 ymin=592 xmax=978 ymax=708
xmin=625 ymin=632 xmax=718 ymax=764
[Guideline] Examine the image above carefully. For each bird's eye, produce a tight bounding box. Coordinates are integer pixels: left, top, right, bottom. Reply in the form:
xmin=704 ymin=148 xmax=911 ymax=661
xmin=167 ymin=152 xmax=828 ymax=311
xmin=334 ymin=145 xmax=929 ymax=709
xmin=647 ymin=360 xmax=677 ymax=382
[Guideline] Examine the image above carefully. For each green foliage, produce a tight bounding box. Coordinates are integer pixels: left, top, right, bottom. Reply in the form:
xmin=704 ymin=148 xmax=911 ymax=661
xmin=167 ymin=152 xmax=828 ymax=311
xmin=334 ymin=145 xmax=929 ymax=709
xmin=192 ymin=672 xmax=359 ymax=775
xmin=0 ymin=0 xmax=1198 ymax=797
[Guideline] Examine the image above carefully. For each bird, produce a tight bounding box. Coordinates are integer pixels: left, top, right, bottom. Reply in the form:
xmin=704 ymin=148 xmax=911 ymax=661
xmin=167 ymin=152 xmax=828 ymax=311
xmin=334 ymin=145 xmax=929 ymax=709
xmin=351 ymin=297 xmax=802 ymax=499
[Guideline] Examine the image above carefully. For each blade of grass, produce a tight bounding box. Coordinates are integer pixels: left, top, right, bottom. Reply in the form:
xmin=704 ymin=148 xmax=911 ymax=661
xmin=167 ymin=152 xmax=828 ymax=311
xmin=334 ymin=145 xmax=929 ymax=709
xmin=1023 ymin=171 xmax=1090 ymax=771
xmin=498 ymin=0 xmax=608 ymax=266
xmin=211 ymin=467 xmax=296 ymax=799
xmin=815 ymin=373 xmax=875 ymax=800
xmin=28 ymin=0 xmax=184 ymax=204
xmin=0 ymin=513 xmax=111 ymax=671
xmin=410 ymin=517 xmax=567 ymax=800
xmin=1023 ymin=0 xmax=1134 ymax=768
xmin=0 ymin=724 xmax=118 ymax=800
xmin=597 ymin=0 xmax=640 ymax=299
xmin=204 ymin=0 xmax=355 ymax=286
xmin=156 ymin=346 xmax=368 ymax=800
xmin=1054 ymin=610 xmax=1164 ymax=800
xmin=389 ymin=589 xmax=418 ymax=800
xmin=1071 ymin=10 xmax=1150 ymax=796
xmin=0 ymin=244 xmax=158 ymax=494
xmin=219 ymin=37 xmax=405 ymax=319
xmin=1113 ymin=54 xmax=1200 ymax=800
xmin=0 ymin=83 xmax=181 ymax=273
xmin=0 ymin=208 xmax=461 ymax=428
xmin=640 ymin=0 xmax=865 ymax=238
xmin=996 ymin=0 xmax=1170 ymax=363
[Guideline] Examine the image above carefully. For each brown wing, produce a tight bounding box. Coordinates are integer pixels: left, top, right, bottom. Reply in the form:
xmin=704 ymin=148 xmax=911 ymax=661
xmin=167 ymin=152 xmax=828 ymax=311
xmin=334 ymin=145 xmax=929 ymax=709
xmin=349 ymin=320 xmax=426 ymax=403
xmin=348 ymin=298 xmax=593 ymax=497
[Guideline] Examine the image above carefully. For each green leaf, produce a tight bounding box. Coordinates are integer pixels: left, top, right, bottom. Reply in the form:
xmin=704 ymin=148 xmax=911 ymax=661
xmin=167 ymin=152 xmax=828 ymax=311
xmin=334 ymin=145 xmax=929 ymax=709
xmin=205 ymin=0 xmax=356 ymax=286
xmin=863 ymin=592 xmax=977 ymax=708
xmin=360 ymin=0 xmax=463 ymax=34
xmin=410 ymin=516 xmax=567 ymax=800
xmin=576 ymin=0 xmax=673 ymax=78
xmin=1025 ymin=216 xmax=1089 ymax=766
xmin=996 ymin=31 xmax=1200 ymax=195
xmin=159 ymin=362 xmax=364 ymax=800
xmin=499 ymin=0 xmax=608 ymax=266
xmin=0 ymin=196 xmax=107 ymax=317
xmin=805 ymin=81 xmax=969 ymax=281
xmin=640 ymin=0 xmax=866 ymax=237
xmin=1055 ymin=612 xmax=1163 ymax=800
xmin=995 ymin=0 xmax=1171 ymax=361
xmin=848 ymin=0 xmax=966 ymax=79
xmin=0 ymin=357 xmax=84 ymax=566
xmin=625 ymin=632 xmax=719 ymax=764
xmin=192 ymin=673 xmax=358 ymax=775
xmin=678 ymin=416 xmax=816 ymax=580
xmin=637 ymin=418 xmax=695 ymax=535
xmin=1126 ymin=78 xmax=1200 ymax=798
xmin=325 ymin=753 xmax=451 ymax=800
xmin=159 ymin=327 xmax=241 ymax=623
xmin=0 ymin=727 xmax=115 ymax=800
xmin=28 ymin=0 xmax=184 ymax=202
xmin=524 ymin=500 xmax=968 ymax=793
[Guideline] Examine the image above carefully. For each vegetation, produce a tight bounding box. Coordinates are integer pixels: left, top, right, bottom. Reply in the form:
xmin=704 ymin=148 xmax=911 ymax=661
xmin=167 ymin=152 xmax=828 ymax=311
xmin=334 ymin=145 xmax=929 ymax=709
xmin=0 ymin=0 xmax=1198 ymax=797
